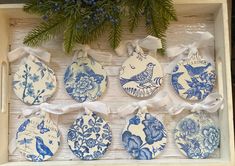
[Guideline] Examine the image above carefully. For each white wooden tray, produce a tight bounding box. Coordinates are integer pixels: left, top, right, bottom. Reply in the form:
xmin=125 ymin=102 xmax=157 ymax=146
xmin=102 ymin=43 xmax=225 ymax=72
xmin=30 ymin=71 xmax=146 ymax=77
xmin=0 ymin=0 xmax=234 ymax=166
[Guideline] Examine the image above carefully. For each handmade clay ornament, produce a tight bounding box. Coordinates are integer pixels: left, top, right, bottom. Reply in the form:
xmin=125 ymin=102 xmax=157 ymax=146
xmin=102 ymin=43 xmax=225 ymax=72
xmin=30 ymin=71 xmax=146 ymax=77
xmin=67 ymin=112 xmax=112 ymax=160
xmin=16 ymin=113 xmax=60 ymax=162
xmin=120 ymin=53 xmax=163 ymax=98
xmin=171 ymin=55 xmax=216 ymax=101
xmin=13 ymin=55 xmax=57 ymax=105
xmin=64 ymin=55 xmax=107 ymax=103
xmin=122 ymin=109 xmax=167 ymax=160
xmin=174 ymin=113 xmax=220 ymax=159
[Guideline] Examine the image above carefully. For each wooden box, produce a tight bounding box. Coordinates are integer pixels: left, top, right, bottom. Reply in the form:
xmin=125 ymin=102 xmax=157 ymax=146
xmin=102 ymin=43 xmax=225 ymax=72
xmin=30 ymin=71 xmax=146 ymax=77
xmin=0 ymin=0 xmax=234 ymax=166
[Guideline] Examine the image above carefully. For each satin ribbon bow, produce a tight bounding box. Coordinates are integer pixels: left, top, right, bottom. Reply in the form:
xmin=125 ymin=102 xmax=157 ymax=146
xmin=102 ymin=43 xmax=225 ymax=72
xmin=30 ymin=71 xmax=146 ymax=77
xmin=115 ymin=35 xmax=162 ymax=57
xmin=8 ymin=47 xmax=51 ymax=63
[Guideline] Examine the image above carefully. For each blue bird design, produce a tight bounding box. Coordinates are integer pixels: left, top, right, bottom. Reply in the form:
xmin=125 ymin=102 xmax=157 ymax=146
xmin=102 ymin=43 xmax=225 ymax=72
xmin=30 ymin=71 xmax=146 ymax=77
xmin=120 ymin=63 xmax=156 ymax=87
xmin=16 ymin=119 xmax=30 ymax=139
xmin=35 ymin=136 xmax=53 ymax=159
xmin=184 ymin=63 xmax=211 ymax=77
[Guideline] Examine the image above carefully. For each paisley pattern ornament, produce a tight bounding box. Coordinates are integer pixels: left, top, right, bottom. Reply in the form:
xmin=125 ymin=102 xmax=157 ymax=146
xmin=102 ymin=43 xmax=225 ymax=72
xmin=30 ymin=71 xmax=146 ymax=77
xmin=67 ymin=113 xmax=112 ymax=160
xmin=13 ymin=56 xmax=57 ymax=105
xmin=16 ymin=115 xmax=61 ymax=162
xmin=174 ymin=113 xmax=220 ymax=159
xmin=119 ymin=54 xmax=163 ymax=98
xmin=122 ymin=112 xmax=167 ymax=160
xmin=171 ymin=56 xmax=216 ymax=101
xmin=64 ymin=56 xmax=107 ymax=103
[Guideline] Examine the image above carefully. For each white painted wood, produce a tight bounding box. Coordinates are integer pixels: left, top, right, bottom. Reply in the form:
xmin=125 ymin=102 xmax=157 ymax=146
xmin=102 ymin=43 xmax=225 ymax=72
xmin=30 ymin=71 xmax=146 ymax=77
xmin=0 ymin=1 xmax=233 ymax=166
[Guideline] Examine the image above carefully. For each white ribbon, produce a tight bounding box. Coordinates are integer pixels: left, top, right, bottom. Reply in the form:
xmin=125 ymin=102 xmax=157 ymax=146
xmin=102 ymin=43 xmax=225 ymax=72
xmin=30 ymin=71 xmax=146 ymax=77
xmin=117 ymin=91 xmax=170 ymax=117
xmin=8 ymin=47 xmax=51 ymax=63
xmin=9 ymin=102 xmax=110 ymax=154
xmin=168 ymin=93 xmax=223 ymax=115
xmin=115 ymin=35 xmax=162 ymax=57
xmin=73 ymin=44 xmax=113 ymax=63
xmin=165 ymin=32 xmax=214 ymax=74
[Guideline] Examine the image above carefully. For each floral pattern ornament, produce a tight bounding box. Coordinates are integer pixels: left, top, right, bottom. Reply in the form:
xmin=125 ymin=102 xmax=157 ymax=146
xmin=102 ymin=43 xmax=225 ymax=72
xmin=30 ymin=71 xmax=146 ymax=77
xmin=13 ymin=56 xmax=57 ymax=105
xmin=16 ymin=114 xmax=61 ymax=162
xmin=171 ymin=56 xmax=216 ymax=101
xmin=174 ymin=113 xmax=220 ymax=159
xmin=122 ymin=112 xmax=167 ymax=160
xmin=67 ymin=112 xmax=112 ymax=160
xmin=119 ymin=53 xmax=163 ymax=98
xmin=64 ymin=56 xmax=107 ymax=103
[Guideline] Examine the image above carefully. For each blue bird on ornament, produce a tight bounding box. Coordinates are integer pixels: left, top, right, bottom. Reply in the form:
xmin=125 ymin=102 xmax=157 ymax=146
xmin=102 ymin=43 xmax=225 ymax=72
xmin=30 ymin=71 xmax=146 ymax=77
xmin=16 ymin=119 xmax=30 ymax=139
xmin=35 ymin=136 xmax=53 ymax=159
xmin=184 ymin=63 xmax=211 ymax=77
xmin=120 ymin=63 xmax=156 ymax=87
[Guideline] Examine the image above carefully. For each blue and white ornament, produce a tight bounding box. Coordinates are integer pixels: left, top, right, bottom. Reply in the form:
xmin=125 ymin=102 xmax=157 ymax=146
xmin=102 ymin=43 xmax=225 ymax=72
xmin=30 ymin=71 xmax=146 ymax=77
xmin=122 ymin=109 xmax=167 ymax=160
xmin=16 ymin=113 xmax=60 ymax=162
xmin=171 ymin=55 xmax=216 ymax=101
xmin=64 ymin=54 xmax=107 ymax=103
xmin=9 ymin=47 xmax=57 ymax=105
xmin=67 ymin=111 xmax=112 ymax=160
xmin=174 ymin=113 xmax=220 ymax=159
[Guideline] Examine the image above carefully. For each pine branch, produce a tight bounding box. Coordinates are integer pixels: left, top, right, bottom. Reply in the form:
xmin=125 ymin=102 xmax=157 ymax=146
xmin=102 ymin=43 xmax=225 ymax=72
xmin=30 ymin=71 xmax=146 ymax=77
xmin=109 ymin=21 xmax=122 ymax=49
xmin=23 ymin=16 xmax=66 ymax=46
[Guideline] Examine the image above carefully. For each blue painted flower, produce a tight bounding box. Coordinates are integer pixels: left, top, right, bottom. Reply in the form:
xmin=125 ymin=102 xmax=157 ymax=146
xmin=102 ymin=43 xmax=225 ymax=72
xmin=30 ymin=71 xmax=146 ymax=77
xmin=26 ymin=88 xmax=35 ymax=97
xmin=93 ymin=151 xmax=102 ymax=159
xmin=129 ymin=115 xmax=140 ymax=125
xmin=142 ymin=113 xmax=166 ymax=145
xmin=179 ymin=118 xmax=199 ymax=135
xmin=75 ymin=73 xmax=96 ymax=94
xmin=122 ymin=131 xmax=152 ymax=160
xmin=45 ymin=82 xmax=55 ymax=90
xmin=86 ymin=138 xmax=97 ymax=148
xmin=68 ymin=129 xmax=77 ymax=141
xmin=30 ymin=74 xmax=39 ymax=82
xmin=202 ymin=126 xmax=220 ymax=151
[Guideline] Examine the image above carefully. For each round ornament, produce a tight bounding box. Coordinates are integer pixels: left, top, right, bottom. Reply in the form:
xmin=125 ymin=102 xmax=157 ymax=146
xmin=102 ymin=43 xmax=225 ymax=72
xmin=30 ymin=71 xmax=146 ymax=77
xmin=13 ymin=56 xmax=57 ymax=105
xmin=171 ymin=56 xmax=216 ymax=101
xmin=16 ymin=114 xmax=60 ymax=162
xmin=64 ymin=56 xmax=107 ymax=103
xmin=122 ymin=111 xmax=167 ymax=160
xmin=67 ymin=112 xmax=112 ymax=160
xmin=119 ymin=54 xmax=163 ymax=98
xmin=174 ymin=113 xmax=220 ymax=159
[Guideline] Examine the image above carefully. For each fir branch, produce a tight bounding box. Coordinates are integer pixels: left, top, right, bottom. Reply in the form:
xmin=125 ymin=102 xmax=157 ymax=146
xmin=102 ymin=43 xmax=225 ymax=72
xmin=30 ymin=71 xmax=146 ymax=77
xmin=109 ymin=21 xmax=122 ymax=49
xmin=23 ymin=16 xmax=66 ymax=46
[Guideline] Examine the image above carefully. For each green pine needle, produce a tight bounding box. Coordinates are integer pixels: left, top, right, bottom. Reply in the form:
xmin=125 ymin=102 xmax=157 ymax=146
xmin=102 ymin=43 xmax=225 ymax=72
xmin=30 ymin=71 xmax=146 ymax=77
xmin=109 ymin=21 xmax=122 ymax=49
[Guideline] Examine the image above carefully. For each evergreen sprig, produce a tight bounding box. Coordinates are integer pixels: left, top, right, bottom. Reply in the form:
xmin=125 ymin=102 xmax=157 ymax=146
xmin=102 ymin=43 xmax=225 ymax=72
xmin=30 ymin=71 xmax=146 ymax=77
xmin=23 ymin=0 xmax=176 ymax=54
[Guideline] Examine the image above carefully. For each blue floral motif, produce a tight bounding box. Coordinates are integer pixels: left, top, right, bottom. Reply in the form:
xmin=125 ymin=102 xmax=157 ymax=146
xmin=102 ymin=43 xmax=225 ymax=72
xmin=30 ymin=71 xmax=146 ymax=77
xmin=13 ymin=58 xmax=56 ymax=105
xmin=64 ymin=58 xmax=107 ymax=103
xmin=174 ymin=114 xmax=220 ymax=159
xmin=67 ymin=113 xmax=112 ymax=160
xmin=122 ymin=131 xmax=152 ymax=160
xmin=142 ymin=113 xmax=166 ymax=145
xmin=202 ymin=126 xmax=220 ymax=151
xmin=122 ymin=113 xmax=167 ymax=160
xmin=171 ymin=61 xmax=216 ymax=100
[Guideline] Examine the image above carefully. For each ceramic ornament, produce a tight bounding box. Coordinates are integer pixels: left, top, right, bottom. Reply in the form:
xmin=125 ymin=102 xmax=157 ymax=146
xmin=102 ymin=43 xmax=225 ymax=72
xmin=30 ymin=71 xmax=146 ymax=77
xmin=64 ymin=55 xmax=107 ymax=103
xmin=67 ymin=112 xmax=112 ymax=160
xmin=13 ymin=55 xmax=57 ymax=105
xmin=122 ymin=110 xmax=167 ymax=160
xmin=171 ymin=55 xmax=216 ymax=101
xmin=119 ymin=53 xmax=163 ymax=98
xmin=174 ymin=113 xmax=220 ymax=159
xmin=16 ymin=114 xmax=60 ymax=162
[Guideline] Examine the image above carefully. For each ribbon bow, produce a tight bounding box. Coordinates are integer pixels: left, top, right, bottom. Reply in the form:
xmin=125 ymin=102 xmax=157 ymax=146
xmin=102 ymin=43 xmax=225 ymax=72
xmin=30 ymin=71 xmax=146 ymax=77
xmin=168 ymin=93 xmax=223 ymax=115
xmin=8 ymin=47 xmax=51 ymax=63
xmin=115 ymin=35 xmax=162 ymax=57
xmin=73 ymin=44 xmax=113 ymax=63
xmin=117 ymin=91 xmax=170 ymax=117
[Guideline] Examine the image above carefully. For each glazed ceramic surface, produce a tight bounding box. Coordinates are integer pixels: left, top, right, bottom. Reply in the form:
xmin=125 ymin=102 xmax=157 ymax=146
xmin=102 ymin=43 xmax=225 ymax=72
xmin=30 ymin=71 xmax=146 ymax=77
xmin=16 ymin=115 xmax=60 ymax=162
xmin=122 ymin=112 xmax=167 ymax=160
xmin=174 ymin=113 xmax=220 ymax=159
xmin=171 ymin=56 xmax=216 ymax=101
xmin=13 ymin=57 xmax=57 ymax=105
xmin=67 ymin=113 xmax=112 ymax=160
xmin=119 ymin=54 xmax=163 ymax=98
xmin=64 ymin=56 xmax=107 ymax=103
